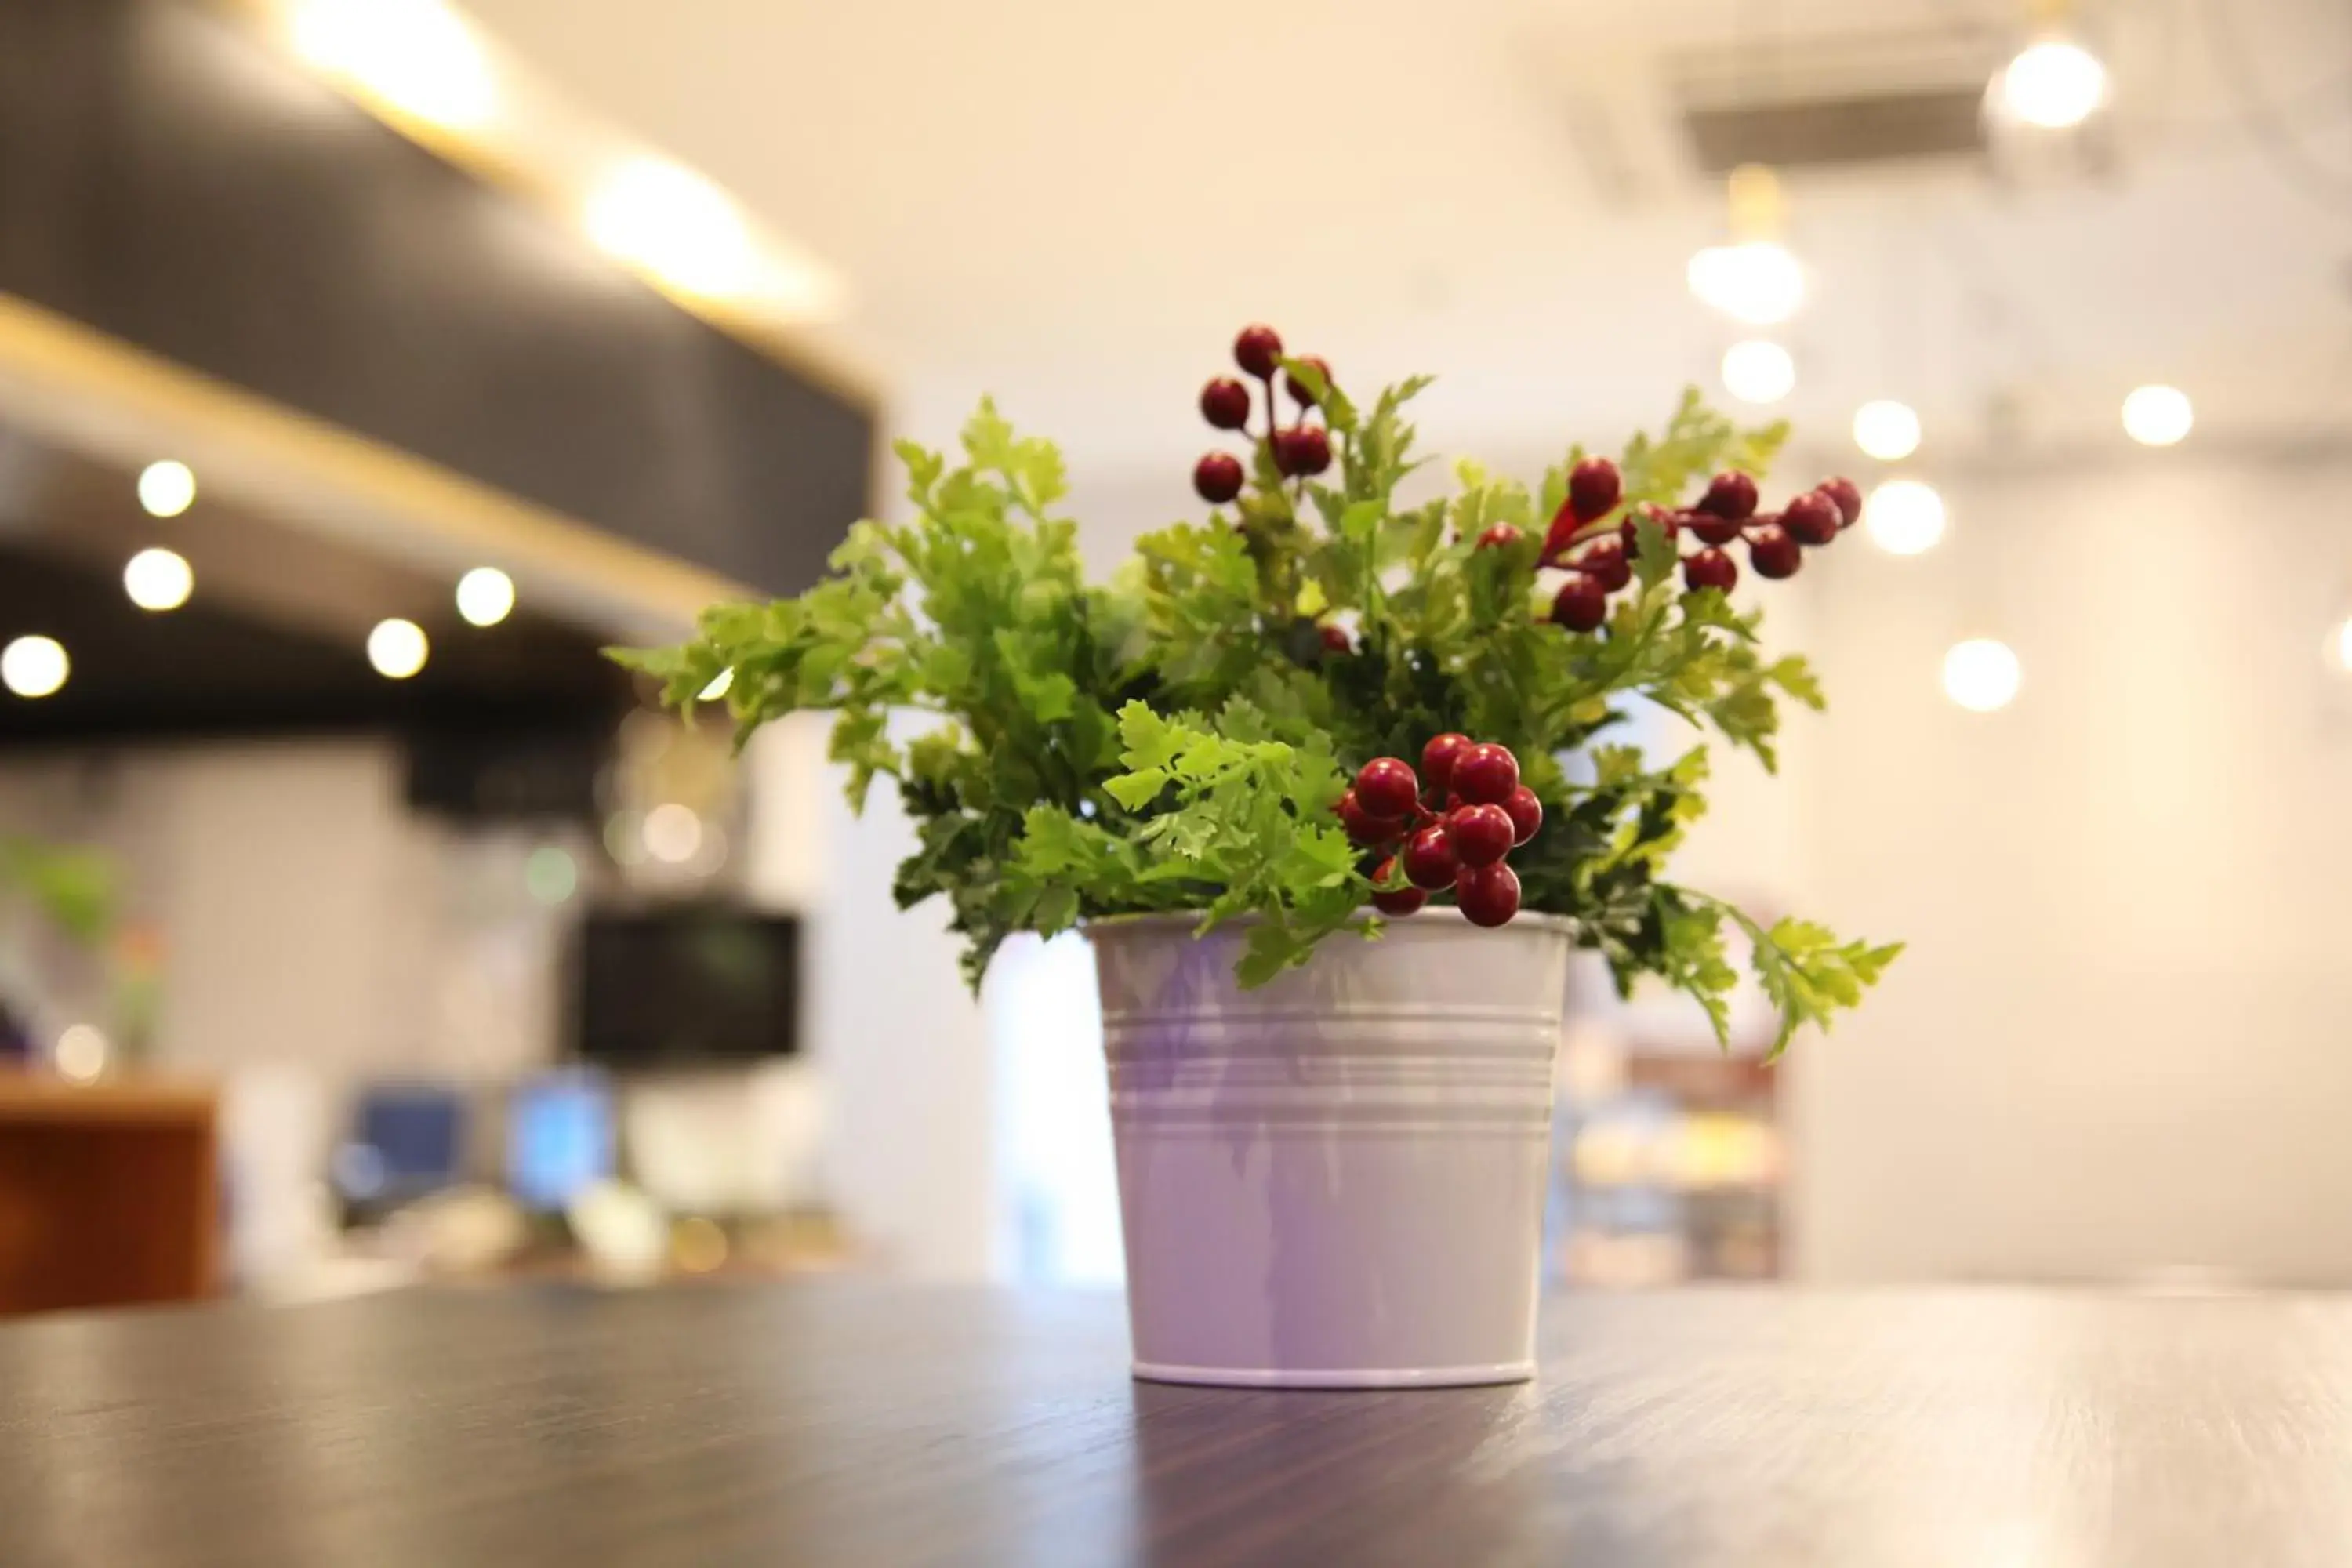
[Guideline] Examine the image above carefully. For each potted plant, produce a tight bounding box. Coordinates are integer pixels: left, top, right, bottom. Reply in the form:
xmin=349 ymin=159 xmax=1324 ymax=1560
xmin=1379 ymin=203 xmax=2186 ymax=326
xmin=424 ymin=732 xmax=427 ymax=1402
xmin=621 ymin=325 xmax=1899 ymax=1387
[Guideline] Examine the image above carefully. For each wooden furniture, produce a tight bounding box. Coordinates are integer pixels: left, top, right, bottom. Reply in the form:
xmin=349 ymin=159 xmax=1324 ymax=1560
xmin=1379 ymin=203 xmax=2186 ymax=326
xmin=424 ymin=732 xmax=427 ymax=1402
xmin=1 ymin=1283 xmax=2347 ymax=1564
xmin=0 ymin=1074 xmax=216 ymax=1315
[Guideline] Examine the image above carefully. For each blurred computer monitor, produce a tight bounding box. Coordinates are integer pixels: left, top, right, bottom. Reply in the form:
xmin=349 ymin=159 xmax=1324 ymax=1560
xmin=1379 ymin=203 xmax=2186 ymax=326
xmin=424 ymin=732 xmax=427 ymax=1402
xmin=334 ymin=1084 xmax=465 ymax=1210
xmin=506 ymin=1070 xmax=614 ymax=1211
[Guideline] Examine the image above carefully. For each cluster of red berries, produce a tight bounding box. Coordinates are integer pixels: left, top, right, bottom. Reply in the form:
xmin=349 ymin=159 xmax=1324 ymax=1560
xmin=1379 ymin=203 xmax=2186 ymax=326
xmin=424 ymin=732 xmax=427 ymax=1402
xmin=1338 ymin=735 xmax=1540 ymax=927
xmin=1192 ymin=324 xmax=1334 ymax=505
xmin=1526 ymin=459 xmax=1864 ymax=632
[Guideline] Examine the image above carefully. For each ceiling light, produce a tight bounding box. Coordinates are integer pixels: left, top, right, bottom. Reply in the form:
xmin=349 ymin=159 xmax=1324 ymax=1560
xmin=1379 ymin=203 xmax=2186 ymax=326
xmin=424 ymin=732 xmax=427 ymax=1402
xmin=586 ymin=159 xmax=756 ymax=299
xmin=1720 ymin=340 xmax=1795 ymax=405
xmin=366 ymin=617 xmax=429 ymax=679
xmin=455 ymin=566 xmax=514 ymax=627
xmin=1864 ymin=479 xmax=1946 ymax=556
xmin=698 ymin=668 xmax=733 ymax=702
xmin=642 ymin=802 xmax=703 ymax=864
xmin=1942 ymin=638 xmax=2021 ymax=712
xmin=2122 ymin=385 xmax=2193 ymax=447
xmin=2 ymin=635 xmax=68 ymax=699
xmin=137 ymin=459 xmax=195 ymax=518
xmin=1853 ymin=400 xmax=1922 ymax=462
xmin=123 ymin=547 xmax=194 ymax=612
xmin=2326 ymin=616 xmax=2352 ymax=677
xmin=1994 ymin=40 xmax=2108 ymax=130
xmin=1687 ymin=241 xmax=1805 ymax=327
xmin=290 ymin=0 xmax=496 ymax=131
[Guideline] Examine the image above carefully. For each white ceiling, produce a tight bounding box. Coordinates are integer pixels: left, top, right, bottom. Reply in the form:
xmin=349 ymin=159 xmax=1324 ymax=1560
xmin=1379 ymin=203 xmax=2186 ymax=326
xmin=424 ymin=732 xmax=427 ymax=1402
xmin=463 ymin=0 xmax=2352 ymax=483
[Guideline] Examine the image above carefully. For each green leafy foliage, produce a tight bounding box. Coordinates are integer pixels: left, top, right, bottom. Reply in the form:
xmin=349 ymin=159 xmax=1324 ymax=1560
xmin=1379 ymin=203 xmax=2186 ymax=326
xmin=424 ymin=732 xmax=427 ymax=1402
xmin=616 ymin=376 xmax=1896 ymax=1049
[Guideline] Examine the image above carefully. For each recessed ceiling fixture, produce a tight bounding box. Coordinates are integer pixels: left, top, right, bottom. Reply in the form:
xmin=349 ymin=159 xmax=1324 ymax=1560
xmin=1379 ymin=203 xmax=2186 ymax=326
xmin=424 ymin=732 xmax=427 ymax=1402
xmin=124 ymin=547 xmax=194 ymax=612
xmin=1992 ymin=38 xmax=2108 ymax=130
xmin=1721 ymin=340 xmax=1795 ymax=405
xmin=1689 ymin=164 xmax=1804 ymax=326
xmin=367 ymin=617 xmax=429 ymax=679
xmin=1864 ymin=479 xmax=1946 ymax=556
xmin=455 ymin=565 xmax=515 ymax=627
xmin=586 ymin=158 xmax=759 ymax=302
xmin=138 ymin=459 xmax=195 ymax=518
xmin=289 ymin=0 xmax=496 ymax=132
xmin=1 ymin=635 xmax=69 ymax=699
xmin=1943 ymin=638 xmax=2021 ymax=712
xmin=1852 ymin=400 xmax=1922 ymax=462
xmin=2122 ymin=385 xmax=2193 ymax=447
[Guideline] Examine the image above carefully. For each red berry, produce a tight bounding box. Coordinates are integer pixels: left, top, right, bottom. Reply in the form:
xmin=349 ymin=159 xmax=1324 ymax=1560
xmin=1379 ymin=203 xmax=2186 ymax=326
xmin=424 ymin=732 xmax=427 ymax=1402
xmin=1200 ymin=377 xmax=1251 ymax=430
xmin=1352 ymin=757 xmax=1420 ymax=820
xmin=1687 ymin=508 xmax=1742 ymax=546
xmin=1621 ymin=506 xmax=1680 ymax=561
xmin=1683 ymin=547 xmax=1737 ymax=593
xmin=1749 ymin=522 xmax=1802 ymax=579
xmin=1542 ymin=502 xmax=1581 ymax=562
xmin=1782 ymin=491 xmax=1840 ymax=546
xmin=1445 ymin=803 xmax=1515 ymax=868
xmin=1696 ymin=470 xmax=1759 ymax=521
xmin=1503 ymin=786 xmax=1543 ymax=845
xmin=1419 ymin=733 xmax=1471 ymax=792
xmin=1234 ymin=324 xmax=1284 ymax=378
xmin=1273 ymin=426 xmax=1331 ymax=477
xmin=1284 ymin=355 xmax=1332 ymax=407
xmin=1819 ymin=476 xmax=1864 ymax=528
xmin=1370 ymin=859 xmax=1428 ymax=916
xmin=1193 ymin=452 xmax=1243 ymax=504
xmin=1451 ymin=742 xmax=1519 ymax=806
xmin=1475 ymin=524 xmax=1523 ymax=553
xmin=1319 ymin=623 xmax=1352 ymax=655
xmin=1402 ymin=823 xmax=1459 ymax=889
xmin=1338 ymin=789 xmax=1406 ymax=846
xmin=1551 ymin=574 xmax=1608 ymax=633
xmin=1569 ymin=456 xmax=1621 ymax=523
xmin=1579 ymin=538 xmax=1632 ymax=593
xmin=1455 ymin=862 xmax=1522 ymax=927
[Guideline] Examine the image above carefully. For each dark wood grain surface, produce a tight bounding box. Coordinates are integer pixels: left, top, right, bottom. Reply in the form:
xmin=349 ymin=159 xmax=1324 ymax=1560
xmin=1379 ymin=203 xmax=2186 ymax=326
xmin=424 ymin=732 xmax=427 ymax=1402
xmin=2 ymin=1283 xmax=2347 ymax=1566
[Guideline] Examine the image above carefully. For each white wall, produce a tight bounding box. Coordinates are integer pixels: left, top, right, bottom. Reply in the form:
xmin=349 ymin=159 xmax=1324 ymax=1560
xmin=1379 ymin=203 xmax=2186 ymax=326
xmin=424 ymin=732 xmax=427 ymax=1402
xmin=741 ymin=714 xmax=1000 ymax=1281
xmin=1785 ymin=449 xmax=2352 ymax=1286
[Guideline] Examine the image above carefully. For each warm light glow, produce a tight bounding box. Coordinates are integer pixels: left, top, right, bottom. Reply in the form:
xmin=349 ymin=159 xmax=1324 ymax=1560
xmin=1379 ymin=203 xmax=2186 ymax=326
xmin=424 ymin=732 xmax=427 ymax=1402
xmin=525 ymin=845 xmax=577 ymax=905
xmin=455 ymin=566 xmax=515 ymax=627
xmin=1686 ymin=241 xmax=1805 ymax=326
xmin=54 ymin=1024 xmax=108 ymax=1083
xmin=367 ymin=618 xmax=429 ymax=679
xmin=1720 ymin=340 xmax=1795 ymax=405
xmin=1853 ymin=400 xmax=1922 ymax=462
xmin=642 ymin=802 xmax=703 ymax=864
xmin=123 ymin=547 xmax=194 ymax=612
xmin=2122 ymin=384 xmax=2194 ymax=447
xmin=290 ymin=0 xmax=497 ymax=131
xmin=2327 ymin=617 xmax=2352 ymax=676
xmin=698 ymin=668 xmax=734 ymax=702
xmin=586 ymin=159 xmax=757 ymax=299
xmin=2 ymin=635 xmax=68 ymax=699
xmin=1995 ymin=40 xmax=2108 ymax=130
xmin=671 ymin=1215 xmax=730 ymax=1274
xmin=137 ymin=459 xmax=195 ymax=518
xmin=1864 ymin=479 xmax=1947 ymax=556
xmin=1943 ymin=638 xmax=2021 ymax=712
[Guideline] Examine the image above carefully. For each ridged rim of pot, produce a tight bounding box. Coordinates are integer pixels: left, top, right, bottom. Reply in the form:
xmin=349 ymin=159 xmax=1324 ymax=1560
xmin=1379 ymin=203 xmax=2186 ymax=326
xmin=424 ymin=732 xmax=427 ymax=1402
xmin=1083 ymin=907 xmax=1577 ymax=937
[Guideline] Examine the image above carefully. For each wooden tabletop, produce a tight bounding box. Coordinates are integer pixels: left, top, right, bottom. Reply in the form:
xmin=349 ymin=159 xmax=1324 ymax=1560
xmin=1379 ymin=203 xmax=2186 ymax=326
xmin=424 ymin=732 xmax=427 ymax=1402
xmin=2 ymin=1283 xmax=2347 ymax=1566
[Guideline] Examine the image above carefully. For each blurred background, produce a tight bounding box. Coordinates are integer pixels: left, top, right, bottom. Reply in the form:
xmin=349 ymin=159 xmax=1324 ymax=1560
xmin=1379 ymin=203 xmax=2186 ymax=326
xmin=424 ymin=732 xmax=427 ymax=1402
xmin=1 ymin=0 xmax=2347 ymax=1312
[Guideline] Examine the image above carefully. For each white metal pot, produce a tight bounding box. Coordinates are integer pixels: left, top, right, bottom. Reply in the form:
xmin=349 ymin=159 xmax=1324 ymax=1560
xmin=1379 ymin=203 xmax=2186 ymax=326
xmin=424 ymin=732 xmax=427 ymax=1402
xmin=1089 ymin=908 xmax=1570 ymax=1388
